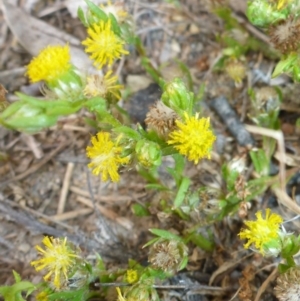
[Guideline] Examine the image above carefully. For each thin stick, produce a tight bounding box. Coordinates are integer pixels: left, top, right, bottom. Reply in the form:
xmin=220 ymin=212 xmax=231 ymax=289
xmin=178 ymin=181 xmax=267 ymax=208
xmin=57 ymin=162 xmax=75 ymax=214
xmin=254 ymin=267 xmax=277 ymax=301
xmin=52 ymin=208 xmax=93 ymax=221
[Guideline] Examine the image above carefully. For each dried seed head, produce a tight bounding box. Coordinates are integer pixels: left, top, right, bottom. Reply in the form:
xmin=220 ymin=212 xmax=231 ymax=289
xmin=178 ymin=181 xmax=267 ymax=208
xmin=148 ymin=239 xmax=188 ymax=274
xmin=254 ymin=86 xmax=280 ymax=112
xmin=275 ymin=268 xmax=300 ymax=301
xmin=270 ymin=18 xmax=300 ymax=54
xmin=225 ymin=60 xmax=246 ymax=85
xmin=145 ymin=101 xmax=178 ymax=136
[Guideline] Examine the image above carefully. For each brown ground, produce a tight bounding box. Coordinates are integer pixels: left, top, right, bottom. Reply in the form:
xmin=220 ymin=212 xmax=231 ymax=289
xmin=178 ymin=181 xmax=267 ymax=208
xmin=0 ymin=0 xmax=300 ymax=301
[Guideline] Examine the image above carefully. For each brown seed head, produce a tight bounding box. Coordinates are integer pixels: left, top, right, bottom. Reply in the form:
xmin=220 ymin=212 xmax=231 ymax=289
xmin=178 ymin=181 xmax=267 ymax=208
xmin=148 ymin=239 xmax=188 ymax=274
xmin=270 ymin=18 xmax=300 ymax=54
xmin=145 ymin=101 xmax=178 ymax=136
xmin=275 ymin=268 xmax=300 ymax=301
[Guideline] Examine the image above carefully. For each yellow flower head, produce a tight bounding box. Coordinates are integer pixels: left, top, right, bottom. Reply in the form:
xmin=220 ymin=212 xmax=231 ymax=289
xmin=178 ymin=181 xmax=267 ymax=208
xmin=26 ymin=45 xmax=71 ymax=83
xmin=86 ymin=132 xmax=129 ymax=182
xmin=116 ymin=287 xmax=127 ymax=301
xmin=82 ymin=19 xmax=129 ymax=69
xmin=36 ymin=291 xmax=49 ymax=301
xmin=167 ymin=113 xmax=216 ymax=164
xmin=31 ymin=236 xmax=79 ymax=289
xmin=126 ymin=269 xmax=138 ymax=284
xmin=83 ymin=70 xmax=123 ymax=100
xmin=239 ymin=209 xmax=283 ymax=254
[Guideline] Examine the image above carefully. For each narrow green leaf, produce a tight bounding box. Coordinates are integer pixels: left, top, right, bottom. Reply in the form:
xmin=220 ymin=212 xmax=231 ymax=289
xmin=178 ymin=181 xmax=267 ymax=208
xmin=173 ymin=177 xmax=190 ymax=208
xmin=149 ymin=228 xmax=182 ymax=241
xmin=85 ymin=0 xmax=107 ymax=21
xmin=77 ymin=6 xmax=88 ymax=27
xmin=113 ymin=126 xmax=141 ymax=140
xmin=131 ymin=203 xmax=150 ymax=217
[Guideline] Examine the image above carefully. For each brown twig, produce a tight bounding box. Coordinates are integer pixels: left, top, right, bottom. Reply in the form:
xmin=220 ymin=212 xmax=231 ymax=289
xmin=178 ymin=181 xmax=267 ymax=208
xmin=57 ymin=162 xmax=75 ymax=214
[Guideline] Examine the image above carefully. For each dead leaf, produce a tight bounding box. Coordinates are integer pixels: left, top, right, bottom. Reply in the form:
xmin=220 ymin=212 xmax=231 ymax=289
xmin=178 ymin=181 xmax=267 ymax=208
xmin=0 ymin=0 xmax=92 ymax=71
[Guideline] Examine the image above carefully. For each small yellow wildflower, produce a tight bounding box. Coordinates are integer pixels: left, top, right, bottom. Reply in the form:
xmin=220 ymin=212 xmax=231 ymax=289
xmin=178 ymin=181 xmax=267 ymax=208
xmin=83 ymin=70 xmax=123 ymax=100
xmin=26 ymin=45 xmax=71 ymax=83
xmin=36 ymin=291 xmax=49 ymax=301
xmin=276 ymin=0 xmax=289 ymax=10
xmin=31 ymin=236 xmax=79 ymax=289
xmin=116 ymin=287 xmax=127 ymax=301
xmin=126 ymin=269 xmax=138 ymax=284
xmin=239 ymin=209 xmax=283 ymax=254
xmin=86 ymin=132 xmax=129 ymax=182
xmin=82 ymin=19 xmax=129 ymax=69
xmin=167 ymin=113 xmax=216 ymax=164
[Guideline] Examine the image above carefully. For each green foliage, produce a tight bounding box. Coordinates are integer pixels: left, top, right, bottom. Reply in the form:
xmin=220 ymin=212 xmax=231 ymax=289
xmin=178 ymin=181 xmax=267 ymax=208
xmin=0 ymin=271 xmax=36 ymax=301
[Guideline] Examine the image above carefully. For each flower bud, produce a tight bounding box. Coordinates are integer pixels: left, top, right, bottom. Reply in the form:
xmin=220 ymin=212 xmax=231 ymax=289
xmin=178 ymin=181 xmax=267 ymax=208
xmin=247 ymin=0 xmax=285 ymax=27
xmin=161 ymin=78 xmax=194 ymax=116
xmin=135 ymin=140 xmax=162 ymax=168
xmin=124 ymin=283 xmax=159 ymax=301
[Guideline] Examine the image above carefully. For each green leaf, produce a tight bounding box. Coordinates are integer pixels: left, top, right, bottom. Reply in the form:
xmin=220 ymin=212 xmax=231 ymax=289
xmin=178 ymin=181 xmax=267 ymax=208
xmin=77 ymin=6 xmax=88 ymax=27
xmin=272 ymin=53 xmax=298 ymax=78
xmin=149 ymin=228 xmax=183 ymax=241
xmin=173 ymin=177 xmax=190 ymax=208
xmin=0 ymin=280 xmax=36 ymax=301
xmin=109 ymin=13 xmax=121 ymax=36
xmin=48 ymin=288 xmax=87 ymax=301
xmin=96 ymin=111 xmax=121 ymax=127
xmin=141 ymin=57 xmax=162 ymax=83
xmin=85 ymin=0 xmax=107 ymax=21
xmin=84 ymin=96 xmax=107 ymax=112
xmin=145 ymin=184 xmax=169 ymax=191
xmin=249 ymin=149 xmax=270 ymax=175
xmin=174 ymin=59 xmax=193 ymax=91
xmin=46 ymin=103 xmax=81 ymax=115
xmin=143 ymin=237 xmax=160 ymax=248
xmin=187 ymin=232 xmax=214 ymax=252
xmin=113 ymin=126 xmax=141 ymax=140
xmin=131 ymin=203 xmax=150 ymax=217
xmin=178 ymin=256 xmax=188 ymax=271
xmin=5 ymin=115 xmax=58 ymax=131
xmin=0 ymin=101 xmax=24 ymax=119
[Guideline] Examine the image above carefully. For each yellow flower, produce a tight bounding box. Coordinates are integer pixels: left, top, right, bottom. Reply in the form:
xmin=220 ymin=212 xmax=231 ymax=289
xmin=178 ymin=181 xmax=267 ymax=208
xmin=86 ymin=132 xmax=129 ymax=182
xmin=83 ymin=70 xmax=123 ymax=100
xmin=239 ymin=209 xmax=283 ymax=254
xmin=167 ymin=113 xmax=216 ymax=164
xmin=126 ymin=269 xmax=138 ymax=284
xmin=36 ymin=291 xmax=49 ymax=301
xmin=116 ymin=287 xmax=127 ymax=301
xmin=31 ymin=236 xmax=79 ymax=289
xmin=82 ymin=19 xmax=129 ymax=68
xmin=276 ymin=0 xmax=289 ymax=10
xmin=26 ymin=45 xmax=71 ymax=83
